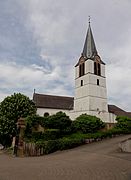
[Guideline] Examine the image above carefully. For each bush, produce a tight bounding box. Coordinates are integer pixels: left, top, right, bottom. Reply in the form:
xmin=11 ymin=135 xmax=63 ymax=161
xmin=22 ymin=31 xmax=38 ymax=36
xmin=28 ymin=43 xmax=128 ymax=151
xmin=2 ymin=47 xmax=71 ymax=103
xmin=72 ymin=114 xmax=105 ymax=133
xmin=28 ymin=127 xmax=131 ymax=155
xmin=26 ymin=129 xmax=62 ymax=142
xmin=115 ymin=116 xmax=131 ymax=132
xmin=36 ymin=140 xmax=59 ymax=154
xmin=58 ymin=137 xmax=84 ymax=150
xmin=42 ymin=111 xmax=72 ymax=130
xmin=35 ymin=137 xmax=84 ymax=154
xmin=25 ymin=115 xmax=45 ymax=137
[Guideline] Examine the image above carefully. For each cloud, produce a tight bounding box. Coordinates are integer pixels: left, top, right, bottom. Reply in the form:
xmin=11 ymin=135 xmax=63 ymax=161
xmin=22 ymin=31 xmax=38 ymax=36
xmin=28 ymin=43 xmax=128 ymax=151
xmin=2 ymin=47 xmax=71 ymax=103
xmin=0 ymin=60 xmax=74 ymax=101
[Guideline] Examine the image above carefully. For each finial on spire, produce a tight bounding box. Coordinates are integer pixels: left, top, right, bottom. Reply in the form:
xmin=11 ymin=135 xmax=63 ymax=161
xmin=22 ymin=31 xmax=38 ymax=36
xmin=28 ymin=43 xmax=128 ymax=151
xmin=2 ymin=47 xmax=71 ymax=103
xmin=88 ymin=16 xmax=91 ymax=24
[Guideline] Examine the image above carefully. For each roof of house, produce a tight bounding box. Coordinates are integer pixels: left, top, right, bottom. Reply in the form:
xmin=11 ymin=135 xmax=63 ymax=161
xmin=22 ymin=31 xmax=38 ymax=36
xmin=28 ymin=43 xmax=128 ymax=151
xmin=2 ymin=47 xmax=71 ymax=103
xmin=108 ymin=105 xmax=131 ymax=117
xmin=33 ymin=93 xmax=131 ymax=118
xmin=33 ymin=93 xmax=74 ymax=110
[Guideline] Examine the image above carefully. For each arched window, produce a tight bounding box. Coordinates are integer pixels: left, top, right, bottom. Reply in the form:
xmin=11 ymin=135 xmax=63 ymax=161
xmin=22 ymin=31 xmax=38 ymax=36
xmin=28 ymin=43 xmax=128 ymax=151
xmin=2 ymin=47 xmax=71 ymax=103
xmin=79 ymin=62 xmax=85 ymax=77
xmin=98 ymin=63 xmax=101 ymax=76
xmin=44 ymin=112 xmax=49 ymax=117
xmin=94 ymin=62 xmax=97 ymax=75
xmin=94 ymin=62 xmax=101 ymax=76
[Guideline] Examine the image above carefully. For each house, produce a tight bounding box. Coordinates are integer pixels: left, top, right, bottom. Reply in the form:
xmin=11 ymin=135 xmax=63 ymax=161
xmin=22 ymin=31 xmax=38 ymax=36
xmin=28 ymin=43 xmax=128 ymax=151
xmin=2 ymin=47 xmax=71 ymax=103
xmin=33 ymin=21 xmax=131 ymax=123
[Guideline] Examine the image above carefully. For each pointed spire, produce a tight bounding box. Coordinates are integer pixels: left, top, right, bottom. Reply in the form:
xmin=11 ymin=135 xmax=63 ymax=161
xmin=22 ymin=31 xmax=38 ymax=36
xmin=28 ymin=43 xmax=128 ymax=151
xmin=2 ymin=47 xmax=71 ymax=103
xmin=82 ymin=18 xmax=97 ymax=59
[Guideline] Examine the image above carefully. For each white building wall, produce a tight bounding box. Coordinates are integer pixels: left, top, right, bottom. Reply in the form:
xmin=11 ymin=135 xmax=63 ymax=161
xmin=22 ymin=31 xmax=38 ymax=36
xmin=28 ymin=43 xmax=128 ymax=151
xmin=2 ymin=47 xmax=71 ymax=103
xmin=74 ymin=58 xmax=109 ymax=121
xmin=37 ymin=107 xmax=116 ymax=123
xmin=37 ymin=108 xmax=71 ymax=117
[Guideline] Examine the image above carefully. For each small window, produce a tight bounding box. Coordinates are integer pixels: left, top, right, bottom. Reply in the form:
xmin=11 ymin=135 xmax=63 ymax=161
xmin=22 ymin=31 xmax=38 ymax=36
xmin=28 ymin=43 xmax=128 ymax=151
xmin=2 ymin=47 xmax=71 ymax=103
xmin=44 ymin=112 xmax=49 ymax=117
xmin=97 ymin=79 xmax=99 ymax=85
xmin=81 ymin=80 xmax=83 ymax=86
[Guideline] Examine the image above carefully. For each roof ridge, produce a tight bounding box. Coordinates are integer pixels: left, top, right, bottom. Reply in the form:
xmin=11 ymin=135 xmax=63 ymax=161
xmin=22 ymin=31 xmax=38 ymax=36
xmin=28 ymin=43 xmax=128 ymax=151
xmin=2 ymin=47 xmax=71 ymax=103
xmin=34 ymin=93 xmax=74 ymax=99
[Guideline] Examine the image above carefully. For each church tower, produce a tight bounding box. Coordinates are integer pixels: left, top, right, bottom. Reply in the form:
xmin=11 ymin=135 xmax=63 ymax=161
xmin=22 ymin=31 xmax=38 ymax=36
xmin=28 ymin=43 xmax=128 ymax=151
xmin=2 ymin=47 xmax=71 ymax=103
xmin=74 ymin=21 xmax=109 ymax=121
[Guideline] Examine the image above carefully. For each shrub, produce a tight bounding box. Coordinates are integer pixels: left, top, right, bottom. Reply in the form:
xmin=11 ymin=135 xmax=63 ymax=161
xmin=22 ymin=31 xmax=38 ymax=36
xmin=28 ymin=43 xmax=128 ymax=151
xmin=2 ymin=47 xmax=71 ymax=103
xmin=58 ymin=137 xmax=84 ymax=150
xmin=25 ymin=115 xmax=45 ymax=130
xmin=36 ymin=140 xmax=59 ymax=154
xmin=35 ymin=138 xmax=84 ymax=154
xmin=115 ymin=116 xmax=131 ymax=132
xmin=42 ymin=111 xmax=72 ymax=130
xmin=29 ymin=129 xmax=62 ymax=142
xmin=72 ymin=114 xmax=105 ymax=133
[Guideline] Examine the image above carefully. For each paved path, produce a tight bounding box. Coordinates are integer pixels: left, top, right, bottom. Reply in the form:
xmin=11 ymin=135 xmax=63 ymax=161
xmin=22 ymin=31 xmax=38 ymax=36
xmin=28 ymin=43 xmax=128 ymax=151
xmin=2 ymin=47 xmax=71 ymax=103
xmin=0 ymin=135 xmax=131 ymax=180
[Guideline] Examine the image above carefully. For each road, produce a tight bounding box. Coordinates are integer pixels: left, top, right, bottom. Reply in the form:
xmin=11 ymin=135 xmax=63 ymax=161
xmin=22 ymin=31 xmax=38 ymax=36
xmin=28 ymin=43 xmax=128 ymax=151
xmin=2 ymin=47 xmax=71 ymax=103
xmin=0 ymin=135 xmax=131 ymax=180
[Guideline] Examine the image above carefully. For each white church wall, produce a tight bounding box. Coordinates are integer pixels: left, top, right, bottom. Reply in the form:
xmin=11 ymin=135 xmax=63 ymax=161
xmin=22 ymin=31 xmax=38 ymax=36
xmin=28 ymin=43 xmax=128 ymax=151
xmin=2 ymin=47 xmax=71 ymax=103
xmin=75 ymin=66 xmax=79 ymax=79
xmin=37 ymin=108 xmax=71 ymax=117
xmin=74 ymin=97 xmax=90 ymax=111
xmin=101 ymin=64 xmax=105 ymax=77
xmin=37 ymin=107 xmax=116 ymax=123
xmin=85 ymin=59 xmax=93 ymax=73
xmin=69 ymin=110 xmax=111 ymax=122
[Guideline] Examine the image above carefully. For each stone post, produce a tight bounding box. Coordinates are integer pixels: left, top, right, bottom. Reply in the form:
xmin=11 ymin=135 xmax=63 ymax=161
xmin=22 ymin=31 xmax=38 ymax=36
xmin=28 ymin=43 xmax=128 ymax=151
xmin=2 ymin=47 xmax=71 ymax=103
xmin=16 ymin=118 xmax=26 ymax=157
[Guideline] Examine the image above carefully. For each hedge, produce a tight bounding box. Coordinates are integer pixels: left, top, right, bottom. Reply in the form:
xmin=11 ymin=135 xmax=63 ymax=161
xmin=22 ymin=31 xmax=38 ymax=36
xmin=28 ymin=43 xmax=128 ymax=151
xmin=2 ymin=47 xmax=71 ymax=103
xmin=34 ymin=138 xmax=84 ymax=154
xmin=24 ymin=129 xmax=62 ymax=142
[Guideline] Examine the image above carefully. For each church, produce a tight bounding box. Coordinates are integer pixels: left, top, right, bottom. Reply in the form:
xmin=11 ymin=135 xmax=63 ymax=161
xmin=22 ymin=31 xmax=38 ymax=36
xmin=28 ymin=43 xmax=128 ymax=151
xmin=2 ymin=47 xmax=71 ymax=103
xmin=33 ymin=22 xmax=131 ymax=123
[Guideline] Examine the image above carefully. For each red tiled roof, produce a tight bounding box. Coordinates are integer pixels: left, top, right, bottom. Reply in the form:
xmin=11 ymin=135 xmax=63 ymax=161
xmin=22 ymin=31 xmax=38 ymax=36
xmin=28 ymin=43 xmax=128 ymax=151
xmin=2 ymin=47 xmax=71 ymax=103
xmin=33 ymin=93 xmax=74 ymax=110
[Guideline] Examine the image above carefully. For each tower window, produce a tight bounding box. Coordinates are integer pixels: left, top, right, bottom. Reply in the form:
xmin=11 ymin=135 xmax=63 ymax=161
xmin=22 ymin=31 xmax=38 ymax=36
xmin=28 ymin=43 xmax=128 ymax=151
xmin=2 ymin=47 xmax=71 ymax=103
xmin=94 ymin=62 xmax=101 ymax=76
xmin=97 ymin=79 xmax=99 ymax=85
xmin=79 ymin=62 xmax=85 ymax=77
xmin=81 ymin=80 xmax=83 ymax=86
xmin=98 ymin=63 xmax=101 ymax=76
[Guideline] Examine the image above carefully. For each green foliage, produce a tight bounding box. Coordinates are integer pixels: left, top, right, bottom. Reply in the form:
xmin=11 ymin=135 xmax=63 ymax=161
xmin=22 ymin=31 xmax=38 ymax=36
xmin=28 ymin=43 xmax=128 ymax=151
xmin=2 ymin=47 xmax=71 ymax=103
xmin=35 ymin=137 xmax=84 ymax=154
xmin=72 ymin=114 xmax=105 ymax=133
xmin=0 ymin=93 xmax=36 ymax=146
xmin=0 ymin=93 xmax=36 ymax=121
xmin=36 ymin=140 xmax=59 ymax=154
xmin=58 ymin=137 xmax=84 ymax=150
xmin=115 ymin=116 xmax=131 ymax=132
xmin=25 ymin=127 xmax=131 ymax=155
xmin=25 ymin=115 xmax=44 ymax=127
xmin=0 ymin=116 xmax=16 ymax=136
xmin=25 ymin=129 xmax=62 ymax=142
xmin=24 ymin=115 xmax=44 ymax=136
xmin=42 ymin=111 xmax=72 ymax=130
xmin=0 ymin=116 xmax=16 ymax=147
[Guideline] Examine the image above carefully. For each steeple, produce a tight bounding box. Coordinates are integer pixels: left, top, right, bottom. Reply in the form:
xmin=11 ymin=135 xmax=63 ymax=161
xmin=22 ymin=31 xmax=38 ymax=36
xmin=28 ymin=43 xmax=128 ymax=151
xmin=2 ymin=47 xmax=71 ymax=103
xmin=82 ymin=19 xmax=97 ymax=59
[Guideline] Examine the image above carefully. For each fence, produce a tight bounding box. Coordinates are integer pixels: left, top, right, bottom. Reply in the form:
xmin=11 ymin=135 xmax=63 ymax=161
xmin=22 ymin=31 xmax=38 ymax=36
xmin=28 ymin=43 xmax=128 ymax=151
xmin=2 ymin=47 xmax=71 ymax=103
xmin=23 ymin=142 xmax=45 ymax=156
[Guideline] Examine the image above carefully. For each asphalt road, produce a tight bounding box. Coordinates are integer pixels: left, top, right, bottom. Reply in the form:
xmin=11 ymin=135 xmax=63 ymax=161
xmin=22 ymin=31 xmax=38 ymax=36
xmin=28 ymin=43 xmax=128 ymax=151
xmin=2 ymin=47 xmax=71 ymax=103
xmin=0 ymin=135 xmax=131 ymax=180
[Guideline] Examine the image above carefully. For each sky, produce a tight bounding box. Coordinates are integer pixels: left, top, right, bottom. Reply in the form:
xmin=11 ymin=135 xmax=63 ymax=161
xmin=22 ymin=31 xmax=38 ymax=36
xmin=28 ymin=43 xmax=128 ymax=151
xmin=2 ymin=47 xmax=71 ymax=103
xmin=0 ymin=0 xmax=131 ymax=111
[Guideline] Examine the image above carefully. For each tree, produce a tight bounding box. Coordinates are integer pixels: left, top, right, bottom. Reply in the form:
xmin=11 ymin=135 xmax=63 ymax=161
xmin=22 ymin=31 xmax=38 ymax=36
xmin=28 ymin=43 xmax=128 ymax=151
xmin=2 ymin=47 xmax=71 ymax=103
xmin=72 ymin=114 xmax=105 ymax=133
xmin=0 ymin=93 xmax=36 ymax=146
xmin=0 ymin=116 xmax=15 ymax=147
